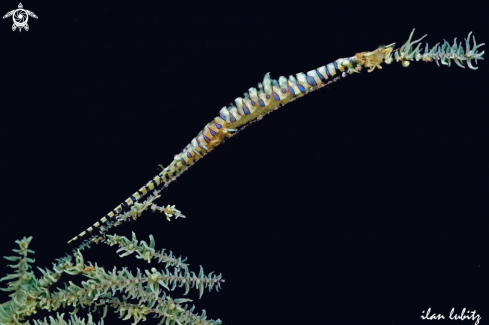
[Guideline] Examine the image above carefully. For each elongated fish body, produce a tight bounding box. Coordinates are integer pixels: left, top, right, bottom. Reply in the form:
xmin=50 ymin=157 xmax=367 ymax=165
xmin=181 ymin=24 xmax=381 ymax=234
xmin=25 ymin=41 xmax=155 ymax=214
xmin=67 ymin=56 xmax=357 ymax=243
xmin=68 ymin=30 xmax=484 ymax=243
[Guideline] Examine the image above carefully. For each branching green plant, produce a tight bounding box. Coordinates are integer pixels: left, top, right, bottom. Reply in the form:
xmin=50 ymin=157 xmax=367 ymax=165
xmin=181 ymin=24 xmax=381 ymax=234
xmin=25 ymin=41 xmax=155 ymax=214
xmin=1 ymin=191 xmax=224 ymax=325
xmin=0 ymin=29 xmax=484 ymax=325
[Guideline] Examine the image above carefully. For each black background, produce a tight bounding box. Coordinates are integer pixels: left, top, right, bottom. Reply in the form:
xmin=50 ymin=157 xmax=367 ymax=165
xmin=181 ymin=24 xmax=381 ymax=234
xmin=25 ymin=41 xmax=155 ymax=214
xmin=0 ymin=1 xmax=487 ymax=325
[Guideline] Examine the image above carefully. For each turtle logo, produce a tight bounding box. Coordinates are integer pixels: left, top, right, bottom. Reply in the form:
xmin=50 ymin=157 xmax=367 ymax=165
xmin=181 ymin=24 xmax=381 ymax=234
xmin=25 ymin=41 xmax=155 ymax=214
xmin=3 ymin=3 xmax=37 ymax=32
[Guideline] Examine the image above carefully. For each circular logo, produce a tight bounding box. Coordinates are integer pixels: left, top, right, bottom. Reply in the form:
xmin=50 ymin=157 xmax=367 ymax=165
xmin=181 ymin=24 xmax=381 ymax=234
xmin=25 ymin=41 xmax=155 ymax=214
xmin=13 ymin=9 xmax=28 ymax=27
